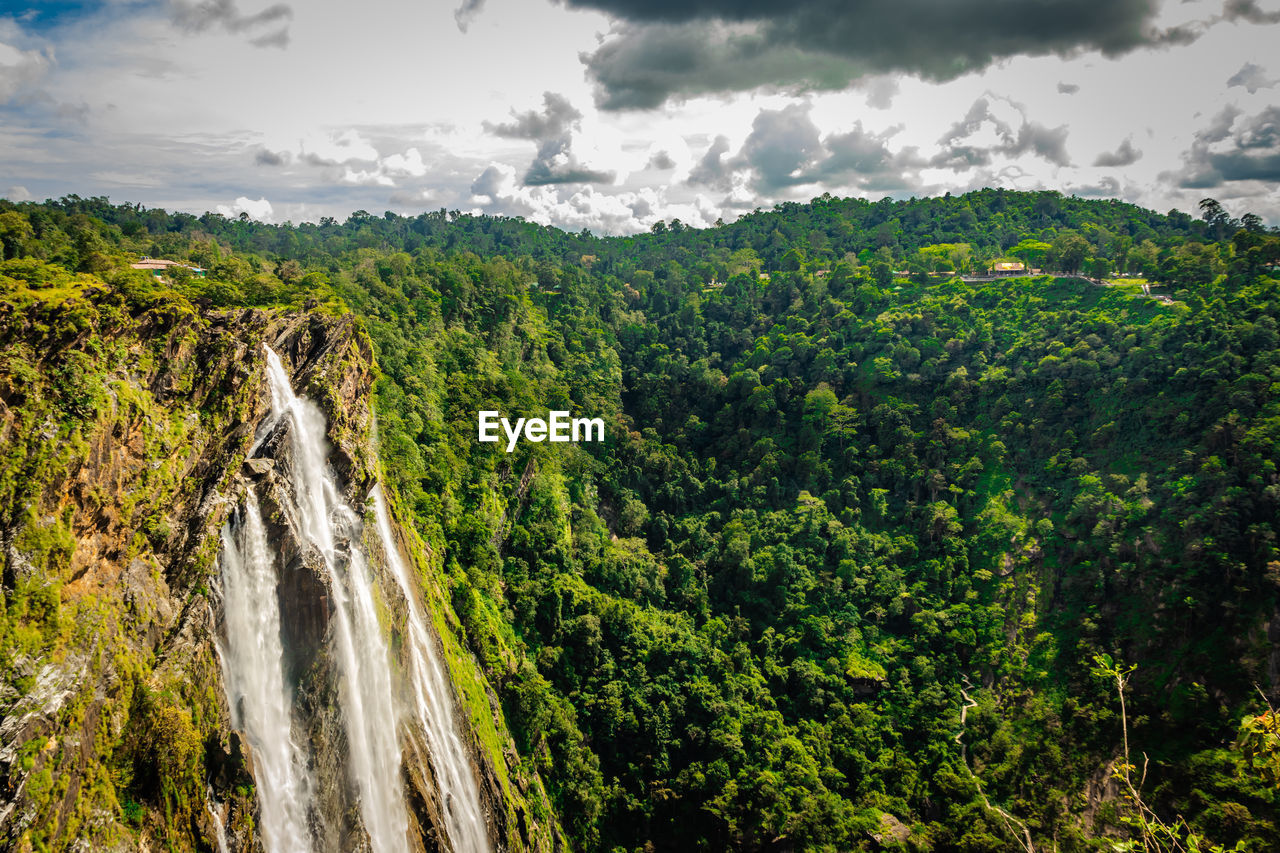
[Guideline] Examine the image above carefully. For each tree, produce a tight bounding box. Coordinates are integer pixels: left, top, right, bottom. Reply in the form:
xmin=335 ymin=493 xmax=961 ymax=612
xmin=1050 ymin=231 xmax=1089 ymax=273
xmin=1241 ymin=212 xmax=1265 ymax=234
xmin=0 ymin=211 xmax=33 ymax=260
xmin=1199 ymin=197 xmax=1238 ymax=240
xmin=870 ymin=260 xmax=892 ymax=288
xmin=1010 ymin=238 xmax=1052 ymax=270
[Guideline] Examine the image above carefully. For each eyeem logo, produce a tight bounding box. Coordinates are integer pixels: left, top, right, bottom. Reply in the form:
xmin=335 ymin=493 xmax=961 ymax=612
xmin=478 ymin=411 xmax=605 ymax=452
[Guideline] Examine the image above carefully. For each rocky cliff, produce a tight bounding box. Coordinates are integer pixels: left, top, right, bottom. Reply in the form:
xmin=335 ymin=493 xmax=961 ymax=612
xmin=0 ymin=265 xmax=564 ymax=852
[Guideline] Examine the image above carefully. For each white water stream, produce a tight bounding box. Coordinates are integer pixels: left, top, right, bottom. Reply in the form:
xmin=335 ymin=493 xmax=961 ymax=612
xmin=217 ymin=495 xmax=315 ymax=852
xmin=372 ymin=486 xmax=491 ymax=853
xmin=205 ymin=784 xmax=231 ymax=853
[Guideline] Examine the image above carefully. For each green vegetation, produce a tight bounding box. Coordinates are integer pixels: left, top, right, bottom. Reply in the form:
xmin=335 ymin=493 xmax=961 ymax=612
xmin=2 ymin=189 xmax=1279 ymax=851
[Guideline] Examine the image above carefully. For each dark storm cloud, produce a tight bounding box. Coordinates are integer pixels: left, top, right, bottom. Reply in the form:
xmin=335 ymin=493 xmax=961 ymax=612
xmin=933 ymin=97 xmax=1072 ymax=169
xmin=688 ymin=134 xmax=733 ymax=189
xmin=170 ymin=0 xmax=292 ymax=45
xmin=939 ymin=98 xmax=1001 ymax=145
xmin=561 ymin=0 xmax=1199 ymax=109
xmin=707 ymin=105 xmax=925 ymax=193
xmin=470 ymin=164 xmax=507 ymax=198
xmin=1094 ymin=138 xmax=1142 ymax=167
xmin=810 ymin=123 xmax=925 ymax=190
xmin=484 ymin=92 xmax=615 ymax=186
xmin=524 ymin=154 xmax=614 ymax=185
xmin=1169 ymin=106 xmax=1280 ymax=188
xmin=485 ymin=92 xmax=582 ymax=141
xmin=254 ymin=147 xmax=289 ymax=166
xmin=1008 ymin=121 xmax=1071 ymax=166
xmin=737 ymin=103 xmax=822 ymax=190
xmin=930 ymin=145 xmax=993 ymax=170
xmin=1227 ymin=62 xmax=1277 ymax=94
xmin=1223 ymin=0 xmax=1280 ymax=24
xmin=1202 ymin=106 xmax=1243 ymax=143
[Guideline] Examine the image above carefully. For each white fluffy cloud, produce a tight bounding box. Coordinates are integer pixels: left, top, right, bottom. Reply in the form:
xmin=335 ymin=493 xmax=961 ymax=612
xmin=216 ymin=195 xmax=274 ymax=221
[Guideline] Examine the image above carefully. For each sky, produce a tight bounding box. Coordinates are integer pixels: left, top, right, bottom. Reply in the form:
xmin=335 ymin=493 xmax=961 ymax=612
xmin=0 ymin=0 xmax=1277 ymax=234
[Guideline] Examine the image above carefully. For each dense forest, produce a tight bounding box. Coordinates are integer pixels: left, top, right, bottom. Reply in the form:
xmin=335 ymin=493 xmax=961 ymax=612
xmin=3 ymin=188 xmax=1280 ymax=851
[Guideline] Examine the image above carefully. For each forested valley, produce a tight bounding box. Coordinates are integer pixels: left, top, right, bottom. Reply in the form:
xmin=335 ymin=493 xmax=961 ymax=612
xmin=2 ymin=189 xmax=1279 ymax=851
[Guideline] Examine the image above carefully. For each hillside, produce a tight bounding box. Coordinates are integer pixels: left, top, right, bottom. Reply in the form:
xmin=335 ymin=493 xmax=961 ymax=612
xmin=1 ymin=190 xmax=1279 ymax=852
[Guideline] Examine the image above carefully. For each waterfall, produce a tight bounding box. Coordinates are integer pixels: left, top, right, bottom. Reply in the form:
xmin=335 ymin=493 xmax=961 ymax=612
xmin=217 ymin=496 xmax=315 ymax=853
xmin=260 ymin=346 xmax=410 ymax=853
xmin=372 ymin=486 xmax=492 ymax=853
xmin=205 ymin=785 xmax=231 ymax=853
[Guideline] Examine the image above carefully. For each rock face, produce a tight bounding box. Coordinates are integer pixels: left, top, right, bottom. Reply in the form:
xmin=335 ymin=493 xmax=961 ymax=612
xmin=0 ymin=284 xmax=564 ymax=852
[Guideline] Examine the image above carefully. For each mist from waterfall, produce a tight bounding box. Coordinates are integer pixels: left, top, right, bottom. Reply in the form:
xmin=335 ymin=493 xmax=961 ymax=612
xmin=372 ymin=486 xmax=492 ymax=853
xmin=217 ymin=496 xmax=316 ymax=853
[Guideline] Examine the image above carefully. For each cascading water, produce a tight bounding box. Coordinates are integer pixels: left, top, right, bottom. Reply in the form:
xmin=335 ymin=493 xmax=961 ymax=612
xmin=219 ymin=344 xmax=491 ymax=851
xmin=205 ymin=785 xmax=231 ymax=853
xmin=259 ymin=345 xmax=411 ymax=853
xmin=372 ymin=486 xmax=491 ymax=853
xmin=217 ymin=496 xmax=316 ymax=852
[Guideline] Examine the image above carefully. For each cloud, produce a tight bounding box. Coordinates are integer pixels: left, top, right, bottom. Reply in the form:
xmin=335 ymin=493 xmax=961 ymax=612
xmin=569 ymin=0 xmax=1204 ymax=109
xmin=331 ymin=147 xmax=434 ymax=186
xmin=485 ymin=91 xmax=582 ymax=140
xmin=933 ymin=96 xmax=1071 ymax=169
xmin=1167 ymin=105 xmax=1280 ymax=188
xmin=646 ymin=150 xmax=676 ymax=169
xmin=248 ymin=27 xmax=289 ymax=48
xmin=737 ymin=103 xmax=822 ymax=191
xmin=388 ymin=188 xmax=435 ymax=206
xmin=860 ymin=76 xmax=899 ymax=110
xmin=468 ymin=172 xmax=671 ymax=233
xmin=1069 ymin=176 xmax=1123 ymax=197
xmin=253 ymin=131 xmax=440 ymax=188
xmin=299 ymin=129 xmax=379 ymax=165
xmin=1223 ymin=0 xmax=1280 ymax=24
xmin=811 ymin=122 xmax=925 ymax=191
xmin=4 ymin=186 xmax=33 ymax=202
xmin=470 ymin=162 xmax=515 ymax=200
xmin=1227 ymin=62 xmax=1277 ymax=94
xmin=1202 ymin=105 xmax=1243 ymax=143
xmin=688 ymin=134 xmax=733 ymax=190
xmin=454 ymin=0 xmax=487 ymax=31
xmin=340 ymin=166 xmax=394 ymax=186
xmin=467 ymin=151 xmax=731 ymax=234
xmin=484 ymin=92 xmax=615 ymax=185
xmin=1094 ymin=137 xmax=1142 ymax=167
xmin=254 ymin=147 xmax=289 ymax=166
xmin=216 ymin=195 xmax=274 ymax=220
xmin=382 ymin=147 xmax=429 ymax=178
xmin=1009 ymin=121 xmax=1071 ymax=166
xmin=690 ymin=105 xmax=927 ymax=195
xmin=1057 ymin=82 xmax=1080 ymax=94
xmin=170 ymin=0 xmax=292 ymax=46
xmin=0 ymin=40 xmax=53 ymax=104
